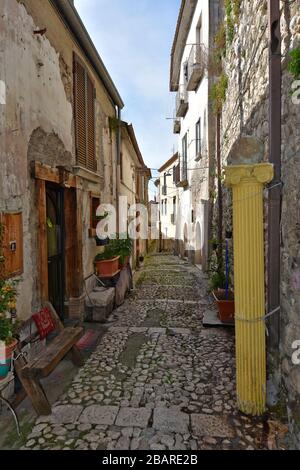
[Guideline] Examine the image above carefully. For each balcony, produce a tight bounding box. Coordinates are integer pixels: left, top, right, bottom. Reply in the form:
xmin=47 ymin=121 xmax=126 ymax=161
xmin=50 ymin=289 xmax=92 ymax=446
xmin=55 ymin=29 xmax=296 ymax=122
xmin=174 ymin=160 xmax=188 ymax=189
xmin=176 ymin=86 xmax=188 ymax=118
xmin=186 ymin=44 xmax=205 ymax=92
xmin=173 ymin=119 xmax=181 ymax=134
xmin=162 ymin=185 xmax=167 ymax=196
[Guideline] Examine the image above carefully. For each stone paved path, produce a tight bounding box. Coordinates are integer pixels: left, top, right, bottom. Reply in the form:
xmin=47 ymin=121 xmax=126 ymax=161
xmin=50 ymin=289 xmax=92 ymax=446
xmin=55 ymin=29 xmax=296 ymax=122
xmin=23 ymin=254 xmax=287 ymax=450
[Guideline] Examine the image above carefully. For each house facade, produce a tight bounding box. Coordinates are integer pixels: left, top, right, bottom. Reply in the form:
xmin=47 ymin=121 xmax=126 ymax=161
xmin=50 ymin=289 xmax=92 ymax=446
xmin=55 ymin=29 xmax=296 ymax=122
xmin=156 ymin=153 xmax=179 ymax=253
xmin=170 ymin=0 xmax=222 ymax=270
xmin=120 ymin=122 xmax=151 ymax=268
xmin=0 ymin=0 xmax=147 ymax=322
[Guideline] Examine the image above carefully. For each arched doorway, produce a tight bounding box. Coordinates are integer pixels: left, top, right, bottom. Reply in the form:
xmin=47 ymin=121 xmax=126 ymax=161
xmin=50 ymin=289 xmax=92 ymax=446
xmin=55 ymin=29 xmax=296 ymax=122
xmin=194 ymin=222 xmax=202 ymax=265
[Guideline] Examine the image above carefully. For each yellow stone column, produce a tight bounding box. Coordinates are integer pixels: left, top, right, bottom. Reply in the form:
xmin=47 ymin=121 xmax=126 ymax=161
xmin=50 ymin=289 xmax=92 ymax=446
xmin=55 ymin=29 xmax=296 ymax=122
xmin=225 ymin=163 xmax=274 ymax=416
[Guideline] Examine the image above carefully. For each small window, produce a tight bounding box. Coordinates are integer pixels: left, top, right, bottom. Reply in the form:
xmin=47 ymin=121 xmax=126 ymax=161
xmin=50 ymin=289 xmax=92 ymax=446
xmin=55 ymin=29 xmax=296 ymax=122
xmin=0 ymin=212 xmax=23 ymax=278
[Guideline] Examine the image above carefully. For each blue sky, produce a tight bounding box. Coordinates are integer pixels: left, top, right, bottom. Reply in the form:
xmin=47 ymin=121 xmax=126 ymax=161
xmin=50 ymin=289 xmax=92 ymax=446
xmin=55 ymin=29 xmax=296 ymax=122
xmin=74 ymin=0 xmax=181 ymax=198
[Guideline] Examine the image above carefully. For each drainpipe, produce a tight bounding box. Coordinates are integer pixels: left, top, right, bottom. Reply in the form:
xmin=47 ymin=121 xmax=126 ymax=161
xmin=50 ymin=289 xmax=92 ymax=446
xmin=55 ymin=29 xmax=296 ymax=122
xmin=216 ymin=113 xmax=223 ymax=275
xmin=267 ymin=0 xmax=282 ymax=383
xmin=116 ymin=106 xmax=121 ymax=235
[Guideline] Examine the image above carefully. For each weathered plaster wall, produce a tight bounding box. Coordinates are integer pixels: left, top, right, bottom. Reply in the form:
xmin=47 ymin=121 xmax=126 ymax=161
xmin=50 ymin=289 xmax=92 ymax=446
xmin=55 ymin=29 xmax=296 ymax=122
xmin=0 ymin=0 xmax=74 ymax=319
xmin=218 ymin=0 xmax=300 ymax=448
xmin=0 ymin=0 xmax=119 ymax=318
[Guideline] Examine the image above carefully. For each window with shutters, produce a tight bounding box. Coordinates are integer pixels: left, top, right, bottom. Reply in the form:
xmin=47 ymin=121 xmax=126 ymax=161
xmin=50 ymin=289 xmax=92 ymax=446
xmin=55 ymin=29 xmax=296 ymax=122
xmin=73 ymin=54 xmax=97 ymax=172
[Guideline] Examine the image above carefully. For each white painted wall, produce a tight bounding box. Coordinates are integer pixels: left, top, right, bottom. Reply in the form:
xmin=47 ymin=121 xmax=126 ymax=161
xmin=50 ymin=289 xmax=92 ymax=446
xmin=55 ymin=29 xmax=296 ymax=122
xmin=174 ymin=0 xmax=210 ymax=257
xmin=159 ymin=159 xmax=179 ymax=240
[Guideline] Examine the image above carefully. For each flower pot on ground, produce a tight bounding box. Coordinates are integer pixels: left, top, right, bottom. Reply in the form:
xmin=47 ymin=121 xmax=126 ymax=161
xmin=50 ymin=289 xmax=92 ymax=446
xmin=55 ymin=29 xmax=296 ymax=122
xmin=0 ymin=338 xmax=18 ymax=380
xmin=0 ymin=280 xmax=19 ymax=379
xmin=213 ymin=290 xmax=235 ymax=323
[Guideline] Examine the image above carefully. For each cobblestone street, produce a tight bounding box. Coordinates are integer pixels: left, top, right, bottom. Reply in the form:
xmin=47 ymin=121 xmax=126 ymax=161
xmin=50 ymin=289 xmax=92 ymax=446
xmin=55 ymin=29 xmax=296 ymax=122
xmin=22 ymin=254 xmax=287 ymax=451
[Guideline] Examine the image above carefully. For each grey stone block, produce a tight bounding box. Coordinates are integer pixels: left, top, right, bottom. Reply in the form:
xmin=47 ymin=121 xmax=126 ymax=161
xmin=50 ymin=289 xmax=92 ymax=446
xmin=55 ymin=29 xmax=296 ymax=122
xmin=79 ymin=405 xmax=119 ymax=425
xmin=115 ymin=407 xmax=152 ymax=428
xmin=153 ymin=407 xmax=189 ymax=433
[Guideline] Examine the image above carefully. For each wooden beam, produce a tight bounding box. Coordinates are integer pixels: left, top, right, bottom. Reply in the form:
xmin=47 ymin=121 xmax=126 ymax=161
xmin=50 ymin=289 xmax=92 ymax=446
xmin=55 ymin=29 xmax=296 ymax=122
xmin=37 ymin=180 xmax=48 ymax=301
xmin=75 ymin=177 xmax=84 ymax=297
xmin=31 ymin=161 xmax=77 ymax=188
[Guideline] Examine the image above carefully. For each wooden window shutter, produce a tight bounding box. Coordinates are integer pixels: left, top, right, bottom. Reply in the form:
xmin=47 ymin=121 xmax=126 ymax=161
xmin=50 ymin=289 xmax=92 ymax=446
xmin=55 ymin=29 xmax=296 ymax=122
xmin=86 ymin=76 xmax=96 ymax=172
xmin=73 ymin=54 xmax=96 ymax=171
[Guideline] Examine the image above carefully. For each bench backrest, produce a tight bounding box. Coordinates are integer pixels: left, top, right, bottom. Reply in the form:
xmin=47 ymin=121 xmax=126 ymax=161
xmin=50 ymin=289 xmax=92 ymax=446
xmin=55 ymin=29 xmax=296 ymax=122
xmin=19 ymin=302 xmax=64 ymax=349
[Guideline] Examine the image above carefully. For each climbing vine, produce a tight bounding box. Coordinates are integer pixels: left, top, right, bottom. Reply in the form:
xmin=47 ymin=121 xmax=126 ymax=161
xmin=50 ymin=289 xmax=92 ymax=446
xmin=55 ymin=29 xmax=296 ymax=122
xmin=287 ymin=46 xmax=300 ymax=80
xmin=225 ymin=0 xmax=241 ymax=45
xmin=210 ymin=73 xmax=229 ymax=114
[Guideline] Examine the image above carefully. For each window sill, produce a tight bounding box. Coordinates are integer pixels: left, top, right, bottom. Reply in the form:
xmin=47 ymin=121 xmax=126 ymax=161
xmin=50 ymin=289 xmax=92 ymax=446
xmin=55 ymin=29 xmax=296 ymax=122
xmin=73 ymin=166 xmax=103 ymax=184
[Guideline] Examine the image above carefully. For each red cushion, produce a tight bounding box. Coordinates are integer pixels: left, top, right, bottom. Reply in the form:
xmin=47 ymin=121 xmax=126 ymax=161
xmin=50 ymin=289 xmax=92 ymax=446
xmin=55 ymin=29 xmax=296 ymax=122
xmin=32 ymin=307 xmax=56 ymax=340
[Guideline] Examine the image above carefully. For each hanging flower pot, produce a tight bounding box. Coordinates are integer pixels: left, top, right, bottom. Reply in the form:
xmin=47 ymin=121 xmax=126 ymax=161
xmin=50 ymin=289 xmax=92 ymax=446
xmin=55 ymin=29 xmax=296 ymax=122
xmin=95 ymin=236 xmax=109 ymax=247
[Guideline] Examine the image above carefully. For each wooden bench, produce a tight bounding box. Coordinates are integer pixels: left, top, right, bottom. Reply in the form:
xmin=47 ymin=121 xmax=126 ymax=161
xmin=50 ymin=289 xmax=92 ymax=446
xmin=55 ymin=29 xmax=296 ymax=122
xmin=14 ymin=302 xmax=84 ymax=416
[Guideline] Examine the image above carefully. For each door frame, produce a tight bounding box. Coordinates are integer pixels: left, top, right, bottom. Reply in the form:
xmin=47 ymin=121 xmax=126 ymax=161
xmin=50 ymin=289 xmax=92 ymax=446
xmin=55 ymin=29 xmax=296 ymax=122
xmin=35 ymin=163 xmax=84 ymax=313
xmin=46 ymin=182 xmax=65 ymax=319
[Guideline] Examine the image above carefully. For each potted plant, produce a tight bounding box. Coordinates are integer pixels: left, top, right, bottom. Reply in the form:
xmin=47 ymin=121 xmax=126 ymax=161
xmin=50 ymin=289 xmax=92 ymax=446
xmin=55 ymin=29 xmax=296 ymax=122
xmin=210 ymin=250 xmax=234 ymax=324
xmin=0 ymin=280 xmax=19 ymax=380
xmin=94 ymin=243 xmax=120 ymax=278
xmin=110 ymin=237 xmax=133 ymax=270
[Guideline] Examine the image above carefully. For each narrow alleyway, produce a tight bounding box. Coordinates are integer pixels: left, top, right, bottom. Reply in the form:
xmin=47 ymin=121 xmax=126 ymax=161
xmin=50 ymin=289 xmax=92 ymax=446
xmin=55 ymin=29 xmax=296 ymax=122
xmin=22 ymin=254 xmax=286 ymax=450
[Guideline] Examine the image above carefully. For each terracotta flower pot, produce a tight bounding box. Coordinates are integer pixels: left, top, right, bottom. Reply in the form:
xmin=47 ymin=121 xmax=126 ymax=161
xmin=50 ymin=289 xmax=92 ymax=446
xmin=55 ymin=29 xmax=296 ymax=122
xmin=0 ymin=339 xmax=18 ymax=380
xmin=95 ymin=256 xmax=120 ymax=278
xmin=213 ymin=290 xmax=235 ymax=324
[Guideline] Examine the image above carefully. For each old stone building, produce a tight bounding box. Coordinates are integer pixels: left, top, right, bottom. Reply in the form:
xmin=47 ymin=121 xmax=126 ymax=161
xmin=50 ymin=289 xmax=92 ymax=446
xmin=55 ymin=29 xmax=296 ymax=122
xmin=0 ymin=0 xmax=147 ymax=323
xmin=214 ymin=0 xmax=300 ymax=448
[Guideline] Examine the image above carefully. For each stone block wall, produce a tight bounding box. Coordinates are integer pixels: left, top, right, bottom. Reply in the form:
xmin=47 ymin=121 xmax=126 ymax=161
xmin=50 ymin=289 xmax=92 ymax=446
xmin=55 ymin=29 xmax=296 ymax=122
xmin=216 ymin=0 xmax=300 ymax=447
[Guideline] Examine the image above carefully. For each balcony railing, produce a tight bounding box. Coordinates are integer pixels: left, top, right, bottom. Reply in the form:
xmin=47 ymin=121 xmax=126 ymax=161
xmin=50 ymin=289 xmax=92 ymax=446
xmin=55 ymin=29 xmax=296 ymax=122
xmin=173 ymin=119 xmax=181 ymax=134
xmin=174 ymin=158 xmax=188 ymax=188
xmin=176 ymin=86 xmax=188 ymax=118
xmin=187 ymin=44 xmax=205 ymax=91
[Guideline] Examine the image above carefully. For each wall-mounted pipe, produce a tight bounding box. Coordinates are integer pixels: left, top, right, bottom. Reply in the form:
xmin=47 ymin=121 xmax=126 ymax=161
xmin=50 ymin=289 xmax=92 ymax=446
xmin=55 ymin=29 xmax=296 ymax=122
xmin=267 ymin=0 xmax=282 ymax=361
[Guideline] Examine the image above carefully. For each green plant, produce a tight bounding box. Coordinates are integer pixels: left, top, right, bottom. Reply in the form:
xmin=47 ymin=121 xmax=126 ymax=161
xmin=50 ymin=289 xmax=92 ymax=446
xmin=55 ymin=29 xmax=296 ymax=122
xmin=111 ymin=237 xmax=133 ymax=265
xmin=211 ymin=271 xmax=227 ymax=290
xmin=224 ymin=0 xmax=241 ymax=45
xmin=0 ymin=316 xmax=19 ymax=345
xmin=210 ymin=73 xmax=229 ymax=113
xmin=288 ymin=46 xmax=300 ymax=80
xmin=94 ymin=243 xmax=117 ymax=262
xmin=94 ymin=235 xmax=133 ymax=264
